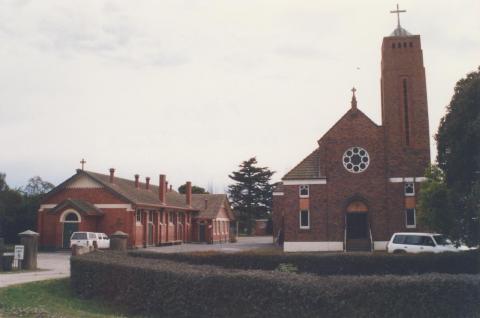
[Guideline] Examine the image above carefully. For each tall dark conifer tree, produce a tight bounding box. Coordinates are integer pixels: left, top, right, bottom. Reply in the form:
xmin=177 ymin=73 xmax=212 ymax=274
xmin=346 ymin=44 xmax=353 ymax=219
xmin=228 ymin=157 xmax=274 ymax=234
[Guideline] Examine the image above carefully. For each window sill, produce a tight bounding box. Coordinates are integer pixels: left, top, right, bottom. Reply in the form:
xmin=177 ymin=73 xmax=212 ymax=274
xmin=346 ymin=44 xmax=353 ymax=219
xmin=406 ymin=225 xmax=416 ymax=229
xmin=299 ymin=227 xmax=311 ymax=230
xmin=299 ymin=195 xmax=310 ymax=199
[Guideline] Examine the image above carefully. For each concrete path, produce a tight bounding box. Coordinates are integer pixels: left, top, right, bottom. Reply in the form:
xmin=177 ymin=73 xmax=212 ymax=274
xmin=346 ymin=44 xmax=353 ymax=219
xmin=0 ymin=252 xmax=70 ymax=288
xmin=144 ymin=236 xmax=275 ymax=253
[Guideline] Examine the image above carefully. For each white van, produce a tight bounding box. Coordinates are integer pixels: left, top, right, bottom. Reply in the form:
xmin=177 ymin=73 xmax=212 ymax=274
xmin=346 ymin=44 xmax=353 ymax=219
xmin=70 ymin=232 xmax=110 ymax=249
xmin=387 ymin=232 xmax=463 ymax=254
xmin=95 ymin=233 xmax=110 ymax=249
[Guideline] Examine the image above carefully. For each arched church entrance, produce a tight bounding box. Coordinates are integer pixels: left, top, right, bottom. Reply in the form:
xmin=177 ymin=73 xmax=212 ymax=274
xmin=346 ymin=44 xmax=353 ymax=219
xmin=345 ymin=201 xmax=371 ymax=252
xmin=60 ymin=210 xmax=81 ymax=249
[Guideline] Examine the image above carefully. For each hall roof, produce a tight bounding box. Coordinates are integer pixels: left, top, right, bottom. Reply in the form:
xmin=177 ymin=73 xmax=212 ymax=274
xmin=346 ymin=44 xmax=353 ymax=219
xmin=82 ymin=170 xmax=193 ymax=210
xmin=191 ymin=194 xmax=235 ymax=220
xmin=42 ymin=169 xmax=234 ymax=219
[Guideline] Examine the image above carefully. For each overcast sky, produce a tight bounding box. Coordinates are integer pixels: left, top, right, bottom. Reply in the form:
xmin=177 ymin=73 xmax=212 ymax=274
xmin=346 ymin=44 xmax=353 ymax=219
xmin=0 ymin=0 xmax=479 ymax=192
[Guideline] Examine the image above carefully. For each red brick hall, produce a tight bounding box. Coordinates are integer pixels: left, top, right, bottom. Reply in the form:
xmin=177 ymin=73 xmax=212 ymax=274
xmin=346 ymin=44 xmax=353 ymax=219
xmin=37 ymin=169 xmax=235 ymax=249
xmin=272 ymin=9 xmax=431 ymax=252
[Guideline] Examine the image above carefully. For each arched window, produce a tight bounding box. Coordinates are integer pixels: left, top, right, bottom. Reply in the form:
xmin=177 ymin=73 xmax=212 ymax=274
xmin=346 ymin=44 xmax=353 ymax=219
xmin=65 ymin=213 xmax=79 ymax=222
xmin=60 ymin=209 xmax=81 ymax=223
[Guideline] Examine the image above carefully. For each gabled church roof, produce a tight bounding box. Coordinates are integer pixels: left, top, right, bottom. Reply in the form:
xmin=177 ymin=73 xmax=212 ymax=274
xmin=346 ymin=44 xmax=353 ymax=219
xmin=283 ymin=148 xmax=323 ymax=180
xmin=282 ymin=93 xmax=380 ymax=181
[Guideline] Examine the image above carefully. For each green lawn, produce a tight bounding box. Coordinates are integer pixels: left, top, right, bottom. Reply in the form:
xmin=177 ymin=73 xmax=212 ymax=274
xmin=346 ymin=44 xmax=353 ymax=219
xmin=0 ymin=278 xmax=137 ymax=317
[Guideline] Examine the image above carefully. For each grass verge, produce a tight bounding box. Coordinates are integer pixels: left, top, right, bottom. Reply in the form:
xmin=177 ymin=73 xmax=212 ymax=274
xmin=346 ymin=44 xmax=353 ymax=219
xmin=0 ymin=278 xmax=135 ymax=318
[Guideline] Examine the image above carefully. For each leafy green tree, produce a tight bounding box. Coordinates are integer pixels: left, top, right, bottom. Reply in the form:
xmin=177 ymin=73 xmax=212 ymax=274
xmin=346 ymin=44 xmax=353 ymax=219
xmin=228 ymin=157 xmax=275 ymax=234
xmin=177 ymin=184 xmax=208 ymax=194
xmin=437 ymin=66 xmax=480 ymax=193
xmin=421 ymin=67 xmax=480 ymax=245
xmin=0 ymin=174 xmax=55 ymax=243
xmin=417 ymin=165 xmax=457 ymax=237
xmin=22 ymin=176 xmax=54 ymax=196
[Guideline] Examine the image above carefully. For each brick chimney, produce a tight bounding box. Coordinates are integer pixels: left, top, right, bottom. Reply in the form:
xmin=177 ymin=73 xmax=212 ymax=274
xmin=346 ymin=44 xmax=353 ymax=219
xmin=145 ymin=177 xmax=150 ymax=190
xmin=159 ymin=174 xmax=166 ymax=204
xmin=186 ymin=181 xmax=192 ymax=206
xmin=134 ymin=174 xmax=140 ymax=188
xmin=204 ymin=199 xmax=208 ymax=209
xmin=109 ymin=168 xmax=115 ymax=183
xmin=166 ymin=181 xmax=169 ymax=192
xmin=169 ymin=184 xmax=173 ymax=192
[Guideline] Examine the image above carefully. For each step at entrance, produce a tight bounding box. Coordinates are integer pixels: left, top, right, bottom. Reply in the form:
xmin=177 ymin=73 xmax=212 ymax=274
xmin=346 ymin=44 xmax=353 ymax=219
xmin=346 ymin=239 xmax=371 ymax=252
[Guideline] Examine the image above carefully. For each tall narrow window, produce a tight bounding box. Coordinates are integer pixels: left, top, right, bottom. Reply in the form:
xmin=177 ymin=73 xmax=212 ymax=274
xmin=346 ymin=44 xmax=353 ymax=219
xmin=404 ymin=182 xmax=415 ymax=196
xmin=405 ymin=208 xmax=416 ymax=228
xmin=136 ymin=210 xmax=142 ymax=223
xmin=299 ymin=185 xmax=309 ymax=197
xmin=299 ymin=210 xmax=310 ymax=229
xmin=403 ymin=79 xmax=410 ymax=145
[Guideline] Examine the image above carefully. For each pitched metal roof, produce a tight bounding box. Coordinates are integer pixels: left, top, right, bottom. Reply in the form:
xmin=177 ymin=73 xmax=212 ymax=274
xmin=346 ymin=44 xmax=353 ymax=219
xmin=82 ymin=170 xmax=194 ymax=210
xmin=191 ymin=194 xmax=235 ymax=220
xmin=44 ymin=170 xmax=235 ymax=220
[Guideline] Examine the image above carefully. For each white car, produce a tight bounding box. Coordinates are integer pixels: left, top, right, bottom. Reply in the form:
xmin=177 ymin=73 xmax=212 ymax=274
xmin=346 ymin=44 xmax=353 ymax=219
xmin=95 ymin=233 xmax=110 ymax=249
xmin=70 ymin=232 xmax=110 ymax=249
xmin=387 ymin=232 xmax=464 ymax=254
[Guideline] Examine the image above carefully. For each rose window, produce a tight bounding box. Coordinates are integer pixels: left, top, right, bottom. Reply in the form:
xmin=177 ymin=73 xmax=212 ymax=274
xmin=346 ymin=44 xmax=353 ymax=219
xmin=343 ymin=147 xmax=370 ymax=173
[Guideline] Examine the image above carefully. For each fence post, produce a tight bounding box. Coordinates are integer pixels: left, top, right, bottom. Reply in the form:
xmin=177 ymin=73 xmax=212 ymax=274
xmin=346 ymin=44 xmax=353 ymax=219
xmin=110 ymin=231 xmax=129 ymax=251
xmin=18 ymin=230 xmax=39 ymax=270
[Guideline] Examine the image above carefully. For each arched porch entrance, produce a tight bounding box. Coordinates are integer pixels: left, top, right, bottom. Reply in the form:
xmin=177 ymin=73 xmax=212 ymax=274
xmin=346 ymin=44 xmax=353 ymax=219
xmin=60 ymin=210 xmax=81 ymax=249
xmin=345 ymin=201 xmax=371 ymax=252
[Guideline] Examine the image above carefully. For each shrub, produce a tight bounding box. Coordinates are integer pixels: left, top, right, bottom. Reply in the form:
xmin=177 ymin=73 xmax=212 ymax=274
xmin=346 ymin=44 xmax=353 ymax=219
xmin=129 ymin=249 xmax=480 ymax=276
xmin=71 ymin=251 xmax=480 ymax=318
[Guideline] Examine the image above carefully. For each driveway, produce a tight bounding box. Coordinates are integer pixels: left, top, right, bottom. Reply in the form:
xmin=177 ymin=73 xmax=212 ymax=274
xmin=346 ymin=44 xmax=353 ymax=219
xmin=0 ymin=252 xmax=70 ymax=288
xmin=144 ymin=236 xmax=275 ymax=253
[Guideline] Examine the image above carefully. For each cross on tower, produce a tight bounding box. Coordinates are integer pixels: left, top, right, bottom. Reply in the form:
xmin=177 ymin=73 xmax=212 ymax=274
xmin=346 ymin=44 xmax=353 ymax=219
xmin=390 ymin=4 xmax=406 ymax=29
xmin=80 ymin=158 xmax=86 ymax=170
xmin=351 ymin=87 xmax=357 ymax=96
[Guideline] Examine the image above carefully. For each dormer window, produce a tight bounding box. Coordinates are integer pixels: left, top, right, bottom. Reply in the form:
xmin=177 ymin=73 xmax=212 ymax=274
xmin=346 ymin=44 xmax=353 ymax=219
xmin=299 ymin=185 xmax=309 ymax=198
xmin=405 ymin=182 xmax=415 ymax=196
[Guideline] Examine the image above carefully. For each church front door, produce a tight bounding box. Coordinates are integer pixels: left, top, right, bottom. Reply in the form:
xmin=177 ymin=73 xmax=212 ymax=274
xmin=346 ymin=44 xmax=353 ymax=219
xmin=346 ymin=213 xmax=368 ymax=239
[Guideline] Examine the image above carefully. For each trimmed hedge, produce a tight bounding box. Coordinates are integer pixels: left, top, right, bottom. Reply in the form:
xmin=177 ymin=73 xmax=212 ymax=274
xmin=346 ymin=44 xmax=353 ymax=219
xmin=71 ymin=251 xmax=480 ymax=318
xmin=129 ymin=249 xmax=480 ymax=276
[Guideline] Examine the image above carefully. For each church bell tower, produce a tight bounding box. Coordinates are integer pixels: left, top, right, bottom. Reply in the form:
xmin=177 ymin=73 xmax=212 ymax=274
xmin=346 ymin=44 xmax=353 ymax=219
xmin=381 ymin=5 xmax=430 ymax=177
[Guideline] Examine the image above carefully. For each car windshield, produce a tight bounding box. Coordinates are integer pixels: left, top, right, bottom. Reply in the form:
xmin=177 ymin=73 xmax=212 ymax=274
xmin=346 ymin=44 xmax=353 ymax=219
xmin=71 ymin=233 xmax=87 ymax=240
xmin=433 ymin=235 xmax=453 ymax=245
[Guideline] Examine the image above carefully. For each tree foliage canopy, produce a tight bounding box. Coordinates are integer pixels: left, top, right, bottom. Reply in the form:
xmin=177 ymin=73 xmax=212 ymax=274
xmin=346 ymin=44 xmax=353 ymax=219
xmin=228 ymin=157 xmax=274 ymax=234
xmin=0 ymin=174 xmax=55 ymax=243
xmin=177 ymin=184 xmax=208 ymax=194
xmin=436 ymin=66 xmax=480 ymax=193
xmin=419 ymin=67 xmax=480 ymax=245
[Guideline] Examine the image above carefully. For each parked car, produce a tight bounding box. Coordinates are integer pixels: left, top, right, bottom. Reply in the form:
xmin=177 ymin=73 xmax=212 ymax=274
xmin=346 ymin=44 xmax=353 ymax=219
xmin=387 ymin=232 xmax=465 ymax=254
xmin=70 ymin=232 xmax=110 ymax=249
xmin=95 ymin=233 xmax=110 ymax=249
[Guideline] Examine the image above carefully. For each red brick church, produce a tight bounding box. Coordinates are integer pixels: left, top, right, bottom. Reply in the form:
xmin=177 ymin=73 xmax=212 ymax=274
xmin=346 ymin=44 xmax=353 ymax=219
xmin=272 ymin=9 xmax=431 ymax=252
xmin=38 ymin=169 xmax=235 ymax=249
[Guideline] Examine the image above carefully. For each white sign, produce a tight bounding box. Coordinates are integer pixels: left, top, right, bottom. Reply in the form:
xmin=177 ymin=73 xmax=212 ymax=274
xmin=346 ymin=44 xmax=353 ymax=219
xmin=14 ymin=245 xmax=24 ymax=260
